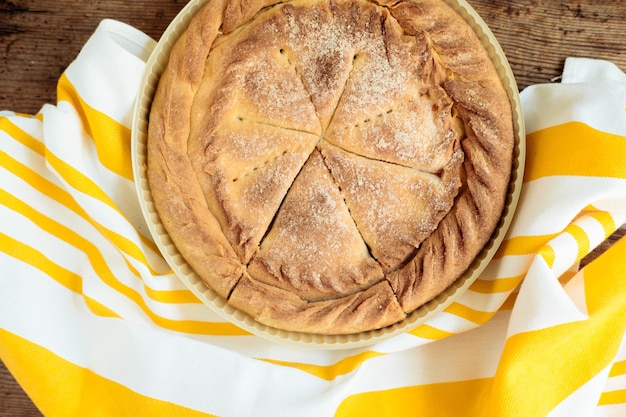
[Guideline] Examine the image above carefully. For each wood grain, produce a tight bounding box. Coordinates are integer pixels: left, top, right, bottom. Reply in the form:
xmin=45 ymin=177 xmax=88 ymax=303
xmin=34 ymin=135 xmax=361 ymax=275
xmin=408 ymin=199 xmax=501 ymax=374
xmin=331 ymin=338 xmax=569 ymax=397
xmin=473 ymin=0 xmax=626 ymax=89
xmin=1 ymin=0 xmax=625 ymax=415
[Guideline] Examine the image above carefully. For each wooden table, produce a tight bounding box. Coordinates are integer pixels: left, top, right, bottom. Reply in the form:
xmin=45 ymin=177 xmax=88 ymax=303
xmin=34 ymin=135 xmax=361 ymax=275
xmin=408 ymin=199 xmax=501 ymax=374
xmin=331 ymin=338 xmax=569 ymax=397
xmin=1 ymin=1 xmax=625 ymax=415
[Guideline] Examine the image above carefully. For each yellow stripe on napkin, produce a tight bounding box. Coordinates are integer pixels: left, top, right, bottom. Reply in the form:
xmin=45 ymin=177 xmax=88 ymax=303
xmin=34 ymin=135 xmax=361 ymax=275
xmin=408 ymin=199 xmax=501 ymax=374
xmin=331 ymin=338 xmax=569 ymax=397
xmin=336 ymin=235 xmax=626 ymax=416
xmin=586 ymin=208 xmax=618 ymax=238
xmin=525 ymin=121 xmax=626 ymax=182
xmin=469 ymin=274 xmax=524 ymax=294
xmin=443 ymin=302 xmax=494 ymax=325
xmin=489 ymin=236 xmax=626 ymax=417
xmin=495 ymin=234 xmax=559 ymax=258
xmin=336 ymin=378 xmax=493 ymax=417
xmin=260 ymin=350 xmax=384 ymax=381
xmin=408 ymin=324 xmax=455 ymax=340
xmin=43 ymin=148 xmax=168 ymax=277
xmin=0 ymin=328 xmax=214 ymax=417
xmin=0 ymin=151 xmax=193 ymax=305
xmin=0 ymin=232 xmax=120 ymax=319
xmin=609 ymin=360 xmax=626 ymax=378
xmin=566 ymin=223 xmax=591 ymax=263
xmin=0 ymin=189 xmax=247 ymax=336
xmin=57 ymin=73 xmax=133 ymax=181
xmin=599 ymin=389 xmax=626 ymax=406
xmin=0 ymin=117 xmax=45 ymax=154
xmin=583 ymin=236 xmax=626 ymax=316
xmin=0 ymin=119 xmax=165 ymax=278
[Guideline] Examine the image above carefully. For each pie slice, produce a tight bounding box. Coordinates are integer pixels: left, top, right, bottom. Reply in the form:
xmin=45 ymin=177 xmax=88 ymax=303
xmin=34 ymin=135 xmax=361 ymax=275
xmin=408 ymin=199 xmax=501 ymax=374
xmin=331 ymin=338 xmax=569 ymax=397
xmin=189 ymin=121 xmax=319 ymax=262
xmin=320 ymin=142 xmax=463 ymax=271
xmin=247 ymin=149 xmax=384 ymax=301
xmin=271 ymin=0 xmax=383 ymax=130
xmin=191 ymin=11 xmax=323 ymax=136
xmin=327 ymin=82 xmax=463 ymax=172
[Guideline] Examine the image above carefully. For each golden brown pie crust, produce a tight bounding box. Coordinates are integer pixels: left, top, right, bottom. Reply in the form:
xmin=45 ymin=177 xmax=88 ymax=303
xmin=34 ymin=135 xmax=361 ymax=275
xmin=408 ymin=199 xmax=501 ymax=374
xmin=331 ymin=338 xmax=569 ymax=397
xmin=147 ymin=0 xmax=514 ymax=334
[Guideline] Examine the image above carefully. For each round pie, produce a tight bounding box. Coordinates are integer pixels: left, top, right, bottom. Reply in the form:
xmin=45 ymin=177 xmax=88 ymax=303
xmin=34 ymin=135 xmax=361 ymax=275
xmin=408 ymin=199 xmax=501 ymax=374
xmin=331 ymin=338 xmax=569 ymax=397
xmin=147 ymin=0 xmax=515 ymax=335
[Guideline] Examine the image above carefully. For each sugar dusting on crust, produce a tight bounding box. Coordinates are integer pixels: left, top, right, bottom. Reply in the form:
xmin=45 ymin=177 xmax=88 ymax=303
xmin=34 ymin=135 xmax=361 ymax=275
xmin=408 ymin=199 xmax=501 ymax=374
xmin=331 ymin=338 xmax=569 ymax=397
xmin=320 ymin=143 xmax=462 ymax=270
xmin=194 ymin=0 xmax=469 ymax=300
xmin=248 ymin=150 xmax=384 ymax=301
xmin=149 ymin=0 xmax=515 ymax=335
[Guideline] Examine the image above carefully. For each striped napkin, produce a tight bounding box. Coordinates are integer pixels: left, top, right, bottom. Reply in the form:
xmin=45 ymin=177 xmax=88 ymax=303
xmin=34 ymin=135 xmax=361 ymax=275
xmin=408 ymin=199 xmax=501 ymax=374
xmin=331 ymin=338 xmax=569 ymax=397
xmin=1 ymin=19 xmax=626 ymax=417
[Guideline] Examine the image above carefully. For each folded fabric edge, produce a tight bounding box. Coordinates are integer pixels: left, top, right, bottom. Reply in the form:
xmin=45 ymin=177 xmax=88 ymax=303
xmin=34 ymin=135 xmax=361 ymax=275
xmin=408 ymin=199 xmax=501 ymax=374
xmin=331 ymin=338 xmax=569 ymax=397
xmin=520 ymin=57 xmax=626 ymax=136
xmin=97 ymin=19 xmax=157 ymax=63
xmin=562 ymin=57 xmax=626 ymax=86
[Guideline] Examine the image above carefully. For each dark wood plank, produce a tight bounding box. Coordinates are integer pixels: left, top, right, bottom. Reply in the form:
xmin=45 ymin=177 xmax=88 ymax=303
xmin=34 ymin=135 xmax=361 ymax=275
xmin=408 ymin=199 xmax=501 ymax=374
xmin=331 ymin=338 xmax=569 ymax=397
xmin=0 ymin=360 xmax=42 ymax=417
xmin=472 ymin=0 xmax=626 ymax=90
xmin=1 ymin=1 xmax=625 ymax=415
xmin=0 ymin=0 xmax=185 ymax=114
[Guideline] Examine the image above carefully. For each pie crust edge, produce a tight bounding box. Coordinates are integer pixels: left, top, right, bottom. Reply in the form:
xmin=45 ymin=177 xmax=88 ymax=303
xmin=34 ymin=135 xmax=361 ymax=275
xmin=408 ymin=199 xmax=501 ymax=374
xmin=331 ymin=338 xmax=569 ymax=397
xmin=146 ymin=0 xmax=515 ymax=335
